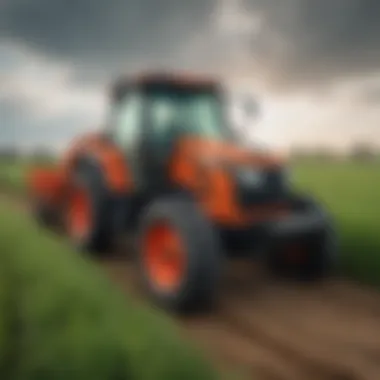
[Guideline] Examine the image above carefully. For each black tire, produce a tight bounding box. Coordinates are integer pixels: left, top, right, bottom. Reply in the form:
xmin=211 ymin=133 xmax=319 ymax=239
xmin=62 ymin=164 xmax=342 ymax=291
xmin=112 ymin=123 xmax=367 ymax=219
xmin=65 ymin=160 xmax=115 ymax=255
xmin=31 ymin=196 xmax=57 ymax=228
xmin=267 ymin=196 xmax=339 ymax=281
xmin=137 ymin=197 xmax=223 ymax=314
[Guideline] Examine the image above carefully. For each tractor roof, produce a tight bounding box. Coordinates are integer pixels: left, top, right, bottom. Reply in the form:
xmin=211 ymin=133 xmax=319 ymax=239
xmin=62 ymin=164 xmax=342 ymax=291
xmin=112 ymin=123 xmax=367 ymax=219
xmin=111 ymin=71 xmax=220 ymax=101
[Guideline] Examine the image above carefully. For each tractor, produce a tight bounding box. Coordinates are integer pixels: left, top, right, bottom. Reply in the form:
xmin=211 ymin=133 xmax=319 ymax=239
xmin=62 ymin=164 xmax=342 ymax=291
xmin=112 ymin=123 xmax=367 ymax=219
xmin=27 ymin=72 xmax=338 ymax=313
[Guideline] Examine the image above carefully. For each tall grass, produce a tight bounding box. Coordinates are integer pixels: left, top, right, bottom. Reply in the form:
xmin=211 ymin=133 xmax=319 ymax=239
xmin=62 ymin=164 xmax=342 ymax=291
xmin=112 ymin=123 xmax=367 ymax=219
xmin=0 ymin=200 xmax=218 ymax=380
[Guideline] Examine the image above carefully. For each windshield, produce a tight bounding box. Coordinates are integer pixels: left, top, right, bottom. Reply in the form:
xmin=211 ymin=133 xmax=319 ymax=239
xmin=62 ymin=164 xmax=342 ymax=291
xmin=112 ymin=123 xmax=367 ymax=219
xmin=147 ymin=87 xmax=237 ymax=142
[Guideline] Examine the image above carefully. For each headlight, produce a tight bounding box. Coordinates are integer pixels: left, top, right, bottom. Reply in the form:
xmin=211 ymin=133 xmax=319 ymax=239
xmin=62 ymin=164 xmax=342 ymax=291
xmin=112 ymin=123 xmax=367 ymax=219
xmin=235 ymin=166 xmax=264 ymax=187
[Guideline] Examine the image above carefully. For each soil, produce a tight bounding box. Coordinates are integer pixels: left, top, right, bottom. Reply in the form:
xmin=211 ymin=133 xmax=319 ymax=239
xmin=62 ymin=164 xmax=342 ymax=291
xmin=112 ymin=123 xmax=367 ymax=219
xmin=3 ymin=192 xmax=380 ymax=380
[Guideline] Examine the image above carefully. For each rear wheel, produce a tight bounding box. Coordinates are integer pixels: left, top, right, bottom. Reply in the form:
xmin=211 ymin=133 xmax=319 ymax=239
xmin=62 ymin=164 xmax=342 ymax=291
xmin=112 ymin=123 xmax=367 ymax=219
xmin=65 ymin=162 xmax=114 ymax=254
xmin=137 ymin=197 xmax=223 ymax=313
xmin=31 ymin=196 xmax=57 ymax=228
xmin=66 ymin=184 xmax=92 ymax=245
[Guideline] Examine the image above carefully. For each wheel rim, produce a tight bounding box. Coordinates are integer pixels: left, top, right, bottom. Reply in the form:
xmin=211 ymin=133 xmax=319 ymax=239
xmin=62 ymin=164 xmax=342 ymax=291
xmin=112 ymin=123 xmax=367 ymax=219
xmin=143 ymin=222 xmax=185 ymax=292
xmin=283 ymin=240 xmax=307 ymax=265
xmin=68 ymin=186 xmax=92 ymax=239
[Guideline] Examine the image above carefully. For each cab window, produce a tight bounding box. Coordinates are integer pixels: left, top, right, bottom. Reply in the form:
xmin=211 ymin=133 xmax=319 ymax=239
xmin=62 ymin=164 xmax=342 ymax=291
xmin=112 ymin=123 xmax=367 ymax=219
xmin=109 ymin=91 xmax=143 ymax=152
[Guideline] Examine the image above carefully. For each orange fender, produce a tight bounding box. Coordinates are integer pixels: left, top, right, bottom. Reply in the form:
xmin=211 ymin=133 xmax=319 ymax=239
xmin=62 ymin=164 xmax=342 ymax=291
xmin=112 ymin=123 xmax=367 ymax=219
xmin=60 ymin=133 xmax=132 ymax=194
xmin=27 ymin=167 xmax=67 ymax=205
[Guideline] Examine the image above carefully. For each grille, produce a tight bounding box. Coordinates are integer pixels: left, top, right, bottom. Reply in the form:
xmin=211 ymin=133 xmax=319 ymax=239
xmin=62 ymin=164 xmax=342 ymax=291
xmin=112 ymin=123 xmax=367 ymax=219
xmin=234 ymin=168 xmax=286 ymax=207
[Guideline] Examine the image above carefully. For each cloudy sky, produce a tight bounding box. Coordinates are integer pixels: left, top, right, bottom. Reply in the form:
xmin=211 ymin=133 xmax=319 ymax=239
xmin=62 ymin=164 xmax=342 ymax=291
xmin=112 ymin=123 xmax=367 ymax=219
xmin=1 ymin=0 xmax=380 ymax=153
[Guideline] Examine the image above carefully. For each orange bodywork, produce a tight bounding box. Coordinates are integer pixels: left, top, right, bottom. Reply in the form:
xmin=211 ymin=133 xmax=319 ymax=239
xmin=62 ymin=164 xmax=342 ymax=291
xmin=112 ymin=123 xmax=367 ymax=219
xmin=169 ymin=137 xmax=289 ymax=227
xmin=27 ymin=132 xmax=133 ymax=208
xmin=27 ymin=168 xmax=66 ymax=205
xmin=28 ymin=132 xmax=288 ymax=228
xmin=60 ymin=133 xmax=133 ymax=193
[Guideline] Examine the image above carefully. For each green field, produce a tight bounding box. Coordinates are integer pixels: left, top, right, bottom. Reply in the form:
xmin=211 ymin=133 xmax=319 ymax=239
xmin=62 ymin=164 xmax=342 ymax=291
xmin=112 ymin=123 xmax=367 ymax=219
xmin=0 ymin=197 xmax=219 ymax=380
xmin=293 ymin=161 xmax=380 ymax=285
xmin=0 ymin=159 xmax=28 ymax=192
xmin=1 ymin=158 xmax=380 ymax=286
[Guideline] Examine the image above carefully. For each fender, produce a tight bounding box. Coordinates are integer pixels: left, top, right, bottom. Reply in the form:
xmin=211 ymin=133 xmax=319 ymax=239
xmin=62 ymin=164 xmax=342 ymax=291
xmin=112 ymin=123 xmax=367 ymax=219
xmin=169 ymin=136 xmax=289 ymax=226
xmin=61 ymin=133 xmax=133 ymax=194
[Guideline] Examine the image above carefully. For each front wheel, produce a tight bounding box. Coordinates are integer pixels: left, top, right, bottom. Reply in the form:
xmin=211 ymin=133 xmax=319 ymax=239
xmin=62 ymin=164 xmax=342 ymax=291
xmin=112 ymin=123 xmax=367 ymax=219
xmin=137 ymin=197 xmax=223 ymax=314
xmin=267 ymin=197 xmax=339 ymax=281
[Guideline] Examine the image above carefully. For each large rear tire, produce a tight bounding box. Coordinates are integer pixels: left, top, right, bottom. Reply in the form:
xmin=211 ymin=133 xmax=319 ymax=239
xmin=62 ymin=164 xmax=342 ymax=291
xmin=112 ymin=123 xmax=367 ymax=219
xmin=65 ymin=161 xmax=115 ymax=255
xmin=137 ymin=197 xmax=223 ymax=314
xmin=30 ymin=196 xmax=57 ymax=228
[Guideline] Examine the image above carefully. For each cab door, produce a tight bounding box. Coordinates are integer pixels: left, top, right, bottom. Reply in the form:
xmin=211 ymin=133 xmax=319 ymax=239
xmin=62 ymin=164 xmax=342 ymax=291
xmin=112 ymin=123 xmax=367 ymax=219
xmin=106 ymin=89 xmax=145 ymax=192
xmin=139 ymin=91 xmax=180 ymax=194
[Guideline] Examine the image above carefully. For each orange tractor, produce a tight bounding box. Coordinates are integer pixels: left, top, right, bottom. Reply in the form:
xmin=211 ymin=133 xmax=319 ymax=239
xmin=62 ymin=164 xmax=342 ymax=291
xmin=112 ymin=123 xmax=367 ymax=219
xmin=27 ymin=72 xmax=338 ymax=313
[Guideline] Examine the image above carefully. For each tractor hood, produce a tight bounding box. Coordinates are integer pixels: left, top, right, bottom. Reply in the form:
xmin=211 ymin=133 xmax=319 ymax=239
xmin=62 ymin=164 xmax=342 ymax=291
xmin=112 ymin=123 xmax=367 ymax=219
xmin=172 ymin=136 xmax=289 ymax=210
xmin=179 ymin=137 xmax=285 ymax=170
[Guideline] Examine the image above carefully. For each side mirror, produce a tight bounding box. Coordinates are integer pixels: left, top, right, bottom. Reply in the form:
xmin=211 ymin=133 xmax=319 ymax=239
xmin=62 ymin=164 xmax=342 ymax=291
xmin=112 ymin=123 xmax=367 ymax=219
xmin=241 ymin=95 xmax=260 ymax=120
xmin=231 ymin=95 xmax=260 ymax=143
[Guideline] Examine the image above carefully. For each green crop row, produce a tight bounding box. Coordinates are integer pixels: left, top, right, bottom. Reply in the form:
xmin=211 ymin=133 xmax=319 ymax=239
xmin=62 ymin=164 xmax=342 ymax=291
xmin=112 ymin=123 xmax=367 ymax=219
xmin=0 ymin=200 xmax=218 ymax=380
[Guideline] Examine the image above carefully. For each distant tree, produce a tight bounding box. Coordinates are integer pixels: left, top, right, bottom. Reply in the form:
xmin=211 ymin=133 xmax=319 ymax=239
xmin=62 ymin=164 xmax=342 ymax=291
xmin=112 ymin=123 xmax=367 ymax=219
xmin=0 ymin=146 xmax=19 ymax=161
xmin=30 ymin=146 xmax=55 ymax=163
xmin=350 ymin=142 xmax=376 ymax=161
xmin=289 ymin=147 xmax=309 ymax=161
xmin=290 ymin=145 xmax=341 ymax=163
xmin=313 ymin=147 xmax=337 ymax=161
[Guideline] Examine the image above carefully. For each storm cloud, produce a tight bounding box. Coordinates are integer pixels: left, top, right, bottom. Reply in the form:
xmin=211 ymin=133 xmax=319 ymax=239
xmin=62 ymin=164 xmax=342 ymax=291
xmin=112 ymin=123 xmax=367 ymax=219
xmin=1 ymin=0 xmax=380 ymax=87
xmin=244 ymin=0 xmax=380 ymax=87
xmin=0 ymin=0 xmax=217 ymax=77
xmin=1 ymin=0 xmax=380 ymax=151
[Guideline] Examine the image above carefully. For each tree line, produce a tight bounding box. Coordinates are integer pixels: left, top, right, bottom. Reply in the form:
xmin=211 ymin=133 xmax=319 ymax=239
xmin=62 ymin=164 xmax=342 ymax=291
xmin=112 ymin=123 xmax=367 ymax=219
xmin=0 ymin=143 xmax=379 ymax=162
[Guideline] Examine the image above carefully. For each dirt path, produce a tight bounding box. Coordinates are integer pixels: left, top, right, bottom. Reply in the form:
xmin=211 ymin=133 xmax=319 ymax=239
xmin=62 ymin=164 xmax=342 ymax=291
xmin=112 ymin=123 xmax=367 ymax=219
xmin=105 ymin=258 xmax=380 ymax=380
xmin=3 ymin=193 xmax=380 ymax=380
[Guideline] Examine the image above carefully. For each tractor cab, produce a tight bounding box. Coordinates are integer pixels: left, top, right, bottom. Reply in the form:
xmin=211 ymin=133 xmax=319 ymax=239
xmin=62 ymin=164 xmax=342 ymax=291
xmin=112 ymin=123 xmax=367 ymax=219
xmin=104 ymin=72 xmax=268 ymax=195
xmin=110 ymin=73 xmax=238 ymax=142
